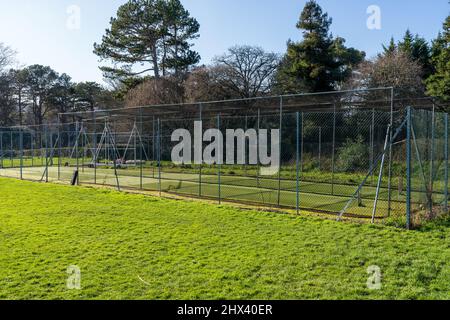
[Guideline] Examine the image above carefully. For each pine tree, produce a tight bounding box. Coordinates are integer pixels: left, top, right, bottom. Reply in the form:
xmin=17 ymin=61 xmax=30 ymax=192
xmin=426 ymin=16 xmax=450 ymax=101
xmin=275 ymin=0 xmax=364 ymax=93
xmin=94 ymin=0 xmax=200 ymax=81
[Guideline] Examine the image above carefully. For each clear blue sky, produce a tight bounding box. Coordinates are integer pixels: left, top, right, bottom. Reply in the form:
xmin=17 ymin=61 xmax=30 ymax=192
xmin=0 ymin=0 xmax=448 ymax=85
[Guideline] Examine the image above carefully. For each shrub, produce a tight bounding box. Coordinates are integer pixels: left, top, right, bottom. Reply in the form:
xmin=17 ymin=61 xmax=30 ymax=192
xmin=337 ymin=135 xmax=369 ymax=172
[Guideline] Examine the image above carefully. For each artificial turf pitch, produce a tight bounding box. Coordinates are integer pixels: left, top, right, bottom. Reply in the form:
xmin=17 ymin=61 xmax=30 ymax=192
xmin=0 ymin=165 xmax=404 ymax=218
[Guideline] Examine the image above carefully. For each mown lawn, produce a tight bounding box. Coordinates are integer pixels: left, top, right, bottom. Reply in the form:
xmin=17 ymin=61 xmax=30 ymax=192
xmin=0 ymin=177 xmax=449 ymax=300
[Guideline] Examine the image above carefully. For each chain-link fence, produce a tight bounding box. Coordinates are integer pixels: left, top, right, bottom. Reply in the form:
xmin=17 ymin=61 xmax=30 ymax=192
xmin=0 ymin=89 xmax=447 ymax=228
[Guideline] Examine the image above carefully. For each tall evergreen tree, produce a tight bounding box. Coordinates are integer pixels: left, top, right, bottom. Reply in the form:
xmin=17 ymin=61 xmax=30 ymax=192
xmin=426 ymin=16 xmax=450 ymax=101
xmin=94 ymin=0 xmax=200 ymax=82
xmin=275 ymin=0 xmax=365 ymax=93
xmin=398 ymin=30 xmax=433 ymax=77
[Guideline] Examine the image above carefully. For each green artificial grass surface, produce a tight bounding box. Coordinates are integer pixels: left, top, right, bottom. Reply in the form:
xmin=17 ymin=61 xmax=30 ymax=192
xmin=0 ymin=166 xmax=406 ymax=218
xmin=0 ymin=177 xmax=449 ymax=300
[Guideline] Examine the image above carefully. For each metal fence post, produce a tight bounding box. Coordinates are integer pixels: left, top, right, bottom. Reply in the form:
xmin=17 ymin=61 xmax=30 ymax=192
xmin=199 ymin=104 xmax=203 ymax=197
xmin=318 ymin=126 xmax=322 ymax=170
xmin=19 ymin=127 xmax=23 ymax=180
xmin=0 ymin=131 xmax=3 ymax=168
xmin=445 ymin=113 xmax=449 ymax=213
xmin=387 ymin=87 xmax=394 ymax=216
xmin=10 ymin=131 xmax=13 ymax=167
xmin=277 ymin=96 xmax=283 ymax=206
xmin=152 ymin=116 xmax=155 ymax=178
xmin=158 ymin=118 xmax=162 ymax=197
xmin=301 ymin=112 xmax=304 ymax=173
xmin=57 ymin=117 xmax=61 ymax=181
xmin=218 ymin=113 xmax=222 ymax=204
xmin=429 ymin=104 xmax=435 ymax=215
xmin=257 ymin=108 xmax=261 ymax=188
xmin=331 ymin=104 xmax=336 ymax=195
xmin=139 ymin=108 xmax=143 ymax=190
xmin=296 ymin=112 xmax=300 ymax=214
xmin=45 ymin=125 xmax=49 ymax=182
xmin=371 ymin=109 xmax=375 ymax=184
xmin=75 ymin=121 xmax=80 ymax=185
xmin=406 ymin=106 xmax=412 ymax=230
xmin=93 ymin=112 xmax=97 ymax=185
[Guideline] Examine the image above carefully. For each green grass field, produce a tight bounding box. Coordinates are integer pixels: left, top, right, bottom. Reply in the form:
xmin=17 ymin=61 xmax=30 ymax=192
xmin=0 ymin=177 xmax=449 ymax=300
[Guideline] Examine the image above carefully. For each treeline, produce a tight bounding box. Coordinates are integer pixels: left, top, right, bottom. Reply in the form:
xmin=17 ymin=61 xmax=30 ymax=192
xmin=0 ymin=60 xmax=118 ymax=127
xmin=0 ymin=0 xmax=449 ymax=127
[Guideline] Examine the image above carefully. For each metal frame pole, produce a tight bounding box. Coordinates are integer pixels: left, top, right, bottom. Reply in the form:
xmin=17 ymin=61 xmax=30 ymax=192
xmin=199 ymin=104 xmax=203 ymax=197
xmin=331 ymin=104 xmax=336 ymax=195
xmin=371 ymin=108 xmax=375 ymax=184
xmin=0 ymin=131 xmax=3 ymax=168
xmin=10 ymin=131 xmax=13 ymax=167
xmin=244 ymin=114 xmax=248 ymax=176
xmin=429 ymin=104 xmax=435 ymax=215
xmin=57 ymin=116 xmax=61 ymax=180
xmin=94 ymin=113 xmax=97 ymax=184
xmin=301 ymin=112 xmax=304 ymax=173
xmin=371 ymin=125 xmax=391 ymax=223
xmin=387 ymin=87 xmax=394 ymax=216
xmin=257 ymin=108 xmax=261 ymax=188
xmin=45 ymin=125 xmax=49 ymax=182
xmin=75 ymin=121 xmax=80 ymax=185
xmin=30 ymin=130 xmax=36 ymax=167
xmin=296 ymin=112 xmax=300 ymax=214
xmin=406 ymin=107 xmax=412 ymax=230
xmin=218 ymin=113 xmax=222 ymax=204
xmin=152 ymin=116 xmax=155 ymax=178
xmin=445 ymin=113 xmax=449 ymax=213
xmin=318 ymin=126 xmax=322 ymax=170
xmin=19 ymin=127 xmax=23 ymax=180
xmin=277 ymin=96 xmax=283 ymax=207
xmin=158 ymin=118 xmax=162 ymax=197
xmin=139 ymin=108 xmax=143 ymax=190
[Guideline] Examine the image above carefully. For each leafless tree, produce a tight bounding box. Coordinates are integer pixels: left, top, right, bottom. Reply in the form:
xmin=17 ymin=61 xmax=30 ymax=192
xmin=0 ymin=43 xmax=16 ymax=72
xmin=347 ymin=50 xmax=425 ymax=99
xmin=212 ymin=45 xmax=280 ymax=99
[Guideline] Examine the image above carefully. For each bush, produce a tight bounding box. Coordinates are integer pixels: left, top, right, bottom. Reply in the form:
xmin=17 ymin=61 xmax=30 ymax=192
xmin=337 ymin=136 xmax=369 ymax=172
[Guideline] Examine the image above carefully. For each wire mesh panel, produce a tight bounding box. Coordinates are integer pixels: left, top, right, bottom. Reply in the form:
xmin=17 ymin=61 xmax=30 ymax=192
xmin=0 ymin=89 xmax=447 ymax=229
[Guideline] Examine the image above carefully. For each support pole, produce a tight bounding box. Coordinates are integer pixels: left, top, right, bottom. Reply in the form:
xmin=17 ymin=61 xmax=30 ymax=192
xmin=301 ymin=112 xmax=304 ymax=173
xmin=94 ymin=113 xmax=97 ymax=184
xmin=158 ymin=118 xmax=162 ymax=197
xmin=318 ymin=127 xmax=322 ymax=170
xmin=371 ymin=125 xmax=391 ymax=223
xmin=10 ymin=131 xmax=13 ymax=167
xmin=57 ymin=117 xmax=61 ymax=180
xmin=19 ymin=127 xmax=23 ymax=180
xmin=387 ymin=87 xmax=394 ymax=216
xmin=257 ymin=108 xmax=261 ymax=188
xmin=445 ymin=113 xmax=449 ymax=213
xmin=45 ymin=125 xmax=49 ymax=182
xmin=331 ymin=104 xmax=336 ymax=195
xmin=139 ymin=109 xmax=143 ymax=190
xmin=429 ymin=104 xmax=435 ymax=215
xmin=406 ymin=107 xmax=412 ymax=230
xmin=218 ymin=113 xmax=222 ymax=204
xmin=75 ymin=121 xmax=80 ymax=185
xmin=0 ymin=131 xmax=3 ymax=168
xmin=199 ymin=104 xmax=203 ymax=197
xmin=296 ymin=112 xmax=300 ymax=214
xmin=277 ymin=96 xmax=283 ymax=206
